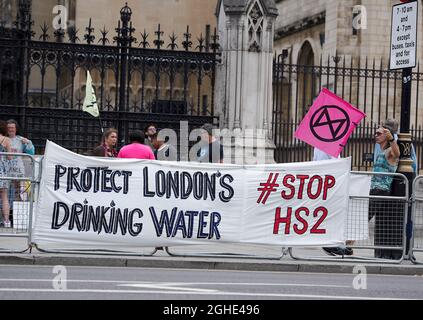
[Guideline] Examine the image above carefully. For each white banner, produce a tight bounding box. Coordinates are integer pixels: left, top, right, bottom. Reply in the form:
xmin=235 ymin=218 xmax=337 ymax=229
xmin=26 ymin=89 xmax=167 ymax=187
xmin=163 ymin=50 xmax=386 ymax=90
xmin=32 ymin=141 xmax=352 ymax=249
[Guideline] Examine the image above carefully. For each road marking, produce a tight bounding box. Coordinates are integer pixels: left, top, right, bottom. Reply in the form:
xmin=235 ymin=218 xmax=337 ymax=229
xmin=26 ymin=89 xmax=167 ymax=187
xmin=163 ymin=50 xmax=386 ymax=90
xmin=117 ymin=283 xmax=219 ymax=293
xmin=0 ymin=288 xmax=414 ymax=300
xmin=0 ymin=279 xmax=350 ymax=288
xmin=118 ymin=282 xmax=351 ymax=289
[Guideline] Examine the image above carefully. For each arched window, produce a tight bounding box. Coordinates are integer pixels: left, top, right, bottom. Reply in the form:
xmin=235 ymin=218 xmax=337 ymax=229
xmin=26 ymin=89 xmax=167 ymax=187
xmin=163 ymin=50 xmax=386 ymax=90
xmin=297 ymin=41 xmax=316 ymax=122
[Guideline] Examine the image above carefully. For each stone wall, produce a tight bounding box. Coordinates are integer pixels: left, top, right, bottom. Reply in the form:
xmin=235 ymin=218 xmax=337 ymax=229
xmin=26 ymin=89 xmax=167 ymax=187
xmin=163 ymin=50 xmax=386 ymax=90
xmin=75 ymin=0 xmax=218 ymax=41
xmin=275 ymin=0 xmax=423 ymax=66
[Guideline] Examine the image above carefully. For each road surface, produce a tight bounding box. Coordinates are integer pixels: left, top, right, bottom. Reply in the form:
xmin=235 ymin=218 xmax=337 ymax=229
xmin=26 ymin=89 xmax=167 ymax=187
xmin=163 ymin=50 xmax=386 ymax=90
xmin=0 ymin=265 xmax=422 ymax=300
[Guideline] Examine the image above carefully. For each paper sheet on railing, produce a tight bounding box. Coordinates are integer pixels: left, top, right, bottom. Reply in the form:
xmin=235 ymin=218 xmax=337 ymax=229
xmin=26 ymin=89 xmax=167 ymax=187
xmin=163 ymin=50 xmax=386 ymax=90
xmin=32 ymin=141 xmax=352 ymax=250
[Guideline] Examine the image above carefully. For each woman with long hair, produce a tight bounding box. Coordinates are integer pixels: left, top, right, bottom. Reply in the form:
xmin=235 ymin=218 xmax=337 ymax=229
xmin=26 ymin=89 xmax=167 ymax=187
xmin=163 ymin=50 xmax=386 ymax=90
xmin=91 ymin=128 xmax=119 ymax=158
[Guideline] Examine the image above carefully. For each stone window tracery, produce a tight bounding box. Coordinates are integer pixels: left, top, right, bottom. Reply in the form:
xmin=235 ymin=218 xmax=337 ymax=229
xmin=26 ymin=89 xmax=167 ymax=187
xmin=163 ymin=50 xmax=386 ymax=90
xmin=247 ymin=1 xmax=264 ymax=52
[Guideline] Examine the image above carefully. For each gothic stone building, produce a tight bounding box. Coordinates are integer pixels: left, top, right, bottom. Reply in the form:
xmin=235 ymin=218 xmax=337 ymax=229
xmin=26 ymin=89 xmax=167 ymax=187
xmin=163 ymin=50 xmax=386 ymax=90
xmin=273 ymin=0 xmax=423 ymax=128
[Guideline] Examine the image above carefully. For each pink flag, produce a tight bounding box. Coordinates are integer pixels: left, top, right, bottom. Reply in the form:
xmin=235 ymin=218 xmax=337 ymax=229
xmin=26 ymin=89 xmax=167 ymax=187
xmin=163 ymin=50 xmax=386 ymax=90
xmin=294 ymin=88 xmax=366 ymax=158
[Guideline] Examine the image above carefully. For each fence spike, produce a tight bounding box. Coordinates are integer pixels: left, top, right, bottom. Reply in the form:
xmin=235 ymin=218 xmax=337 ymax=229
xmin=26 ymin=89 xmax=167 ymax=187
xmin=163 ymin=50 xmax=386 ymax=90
xmin=39 ymin=22 xmax=49 ymax=41
xmin=128 ymin=21 xmax=137 ymax=47
xmin=68 ymin=26 xmax=80 ymax=43
xmin=84 ymin=18 xmax=95 ymax=44
xmin=210 ymin=27 xmax=219 ymax=53
xmin=139 ymin=29 xmax=150 ymax=48
xmin=182 ymin=25 xmax=192 ymax=51
xmin=196 ymin=33 xmax=205 ymax=52
xmin=168 ymin=32 xmax=178 ymax=50
xmin=113 ymin=20 xmax=121 ymax=45
xmin=154 ymin=24 xmax=164 ymax=50
xmin=99 ymin=25 xmax=109 ymax=45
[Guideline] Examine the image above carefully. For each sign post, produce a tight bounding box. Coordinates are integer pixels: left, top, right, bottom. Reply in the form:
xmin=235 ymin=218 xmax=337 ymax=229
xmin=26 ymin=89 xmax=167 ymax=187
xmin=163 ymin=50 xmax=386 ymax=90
xmin=389 ymin=0 xmax=418 ymax=257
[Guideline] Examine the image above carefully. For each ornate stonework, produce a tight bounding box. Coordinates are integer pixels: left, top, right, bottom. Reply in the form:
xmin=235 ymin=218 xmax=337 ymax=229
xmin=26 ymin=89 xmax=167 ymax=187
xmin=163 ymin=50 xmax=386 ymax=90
xmin=248 ymin=1 xmax=264 ymax=52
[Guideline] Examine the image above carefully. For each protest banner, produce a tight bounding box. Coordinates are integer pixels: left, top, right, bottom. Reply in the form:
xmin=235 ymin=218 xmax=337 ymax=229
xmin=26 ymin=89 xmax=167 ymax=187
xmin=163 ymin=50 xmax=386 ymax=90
xmin=32 ymin=141 xmax=352 ymax=250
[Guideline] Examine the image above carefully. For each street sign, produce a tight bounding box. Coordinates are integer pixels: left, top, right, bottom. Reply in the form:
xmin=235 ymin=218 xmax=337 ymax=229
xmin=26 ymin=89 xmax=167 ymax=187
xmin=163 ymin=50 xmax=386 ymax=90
xmin=390 ymin=1 xmax=418 ymax=70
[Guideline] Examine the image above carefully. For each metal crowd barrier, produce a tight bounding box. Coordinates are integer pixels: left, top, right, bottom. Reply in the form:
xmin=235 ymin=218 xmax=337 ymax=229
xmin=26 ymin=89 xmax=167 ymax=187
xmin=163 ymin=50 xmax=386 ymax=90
xmin=289 ymin=171 xmax=409 ymax=264
xmin=411 ymin=176 xmax=423 ymax=264
xmin=0 ymin=152 xmax=38 ymax=253
xmin=164 ymin=245 xmax=288 ymax=260
xmin=3 ymin=154 xmax=413 ymax=263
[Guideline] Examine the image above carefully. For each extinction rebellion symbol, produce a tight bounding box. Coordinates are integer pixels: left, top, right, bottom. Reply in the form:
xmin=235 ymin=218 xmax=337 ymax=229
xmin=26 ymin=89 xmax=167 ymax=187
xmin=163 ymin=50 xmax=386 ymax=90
xmin=310 ymin=105 xmax=351 ymax=143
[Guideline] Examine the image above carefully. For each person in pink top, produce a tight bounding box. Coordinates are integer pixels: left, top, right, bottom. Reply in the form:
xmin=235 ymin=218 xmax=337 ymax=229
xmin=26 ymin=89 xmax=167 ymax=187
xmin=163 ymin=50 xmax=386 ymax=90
xmin=118 ymin=130 xmax=156 ymax=160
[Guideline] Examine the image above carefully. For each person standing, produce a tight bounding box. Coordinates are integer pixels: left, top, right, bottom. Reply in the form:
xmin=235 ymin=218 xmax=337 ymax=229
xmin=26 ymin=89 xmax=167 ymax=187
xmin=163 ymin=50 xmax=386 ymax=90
xmin=92 ymin=128 xmax=119 ymax=158
xmin=370 ymin=126 xmax=401 ymax=259
xmin=118 ymin=130 xmax=155 ymax=160
xmin=7 ymin=120 xmax=34 ymax=203
xmin=313 ymin=148 xmax=354 ymax=257
xmin=7 ymin=120 xmax=35 ymax=178
xmin=374 ymin=119 xmax=418 ymax=174
xmin=197 ymin=124 xmax=224 ymax=164
xmin=0 ymin=121 xmax=12 ymax=228
xmin=144 ymin=123 xmax=158 ymax=152
xmin=151 ymin=134 xmax=178 ymax=162
xmin=7 ymin=120 xmax=35 ymax=157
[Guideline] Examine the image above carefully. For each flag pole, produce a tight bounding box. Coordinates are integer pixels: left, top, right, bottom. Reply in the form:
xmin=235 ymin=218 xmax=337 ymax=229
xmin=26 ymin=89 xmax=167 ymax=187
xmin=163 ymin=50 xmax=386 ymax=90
xmin=83 ymin=70 xmax=103 ymax=133
xmin=98 ymin=114 xmax=104 ymax=134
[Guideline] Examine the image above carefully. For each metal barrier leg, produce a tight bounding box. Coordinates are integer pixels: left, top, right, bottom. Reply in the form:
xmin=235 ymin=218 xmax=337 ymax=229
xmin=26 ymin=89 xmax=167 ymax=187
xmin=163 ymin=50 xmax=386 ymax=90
xmin=0 ymin=241 xmax=31 ymax=254
xmin=32 ymin=243 xmax=159 ymax=257
xmin=288 ymin=246 xmax=405 ymax=264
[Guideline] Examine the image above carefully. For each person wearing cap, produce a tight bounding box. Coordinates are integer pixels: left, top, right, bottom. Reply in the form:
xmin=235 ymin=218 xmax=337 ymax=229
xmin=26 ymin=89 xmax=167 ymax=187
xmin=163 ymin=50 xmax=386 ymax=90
xmin=197 ymin=124 xmax=224 ymax=164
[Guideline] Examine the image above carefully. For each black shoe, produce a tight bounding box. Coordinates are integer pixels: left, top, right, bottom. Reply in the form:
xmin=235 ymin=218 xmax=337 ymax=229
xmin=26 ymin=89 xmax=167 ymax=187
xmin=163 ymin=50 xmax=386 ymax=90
xmin=323 ymin=247 xmax=353 ymax=256
xmin=323 ymin=247 xmax=337 ymax=256
xmin=340 ymin=247 xmax=354 ymax=256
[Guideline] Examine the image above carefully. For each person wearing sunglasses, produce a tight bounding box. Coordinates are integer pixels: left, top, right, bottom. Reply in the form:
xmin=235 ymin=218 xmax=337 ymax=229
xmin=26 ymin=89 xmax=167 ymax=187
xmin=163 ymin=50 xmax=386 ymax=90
xmin=373 ymin=119 xmax=418 ymax=174
xmin=369 ymin=125 xmax=401 ymax=259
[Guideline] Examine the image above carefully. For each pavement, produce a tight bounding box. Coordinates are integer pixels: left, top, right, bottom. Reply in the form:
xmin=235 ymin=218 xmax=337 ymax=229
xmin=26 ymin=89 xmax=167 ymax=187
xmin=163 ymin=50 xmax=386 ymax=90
xmin=1 ymin=235 xmax=423 ymax=276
